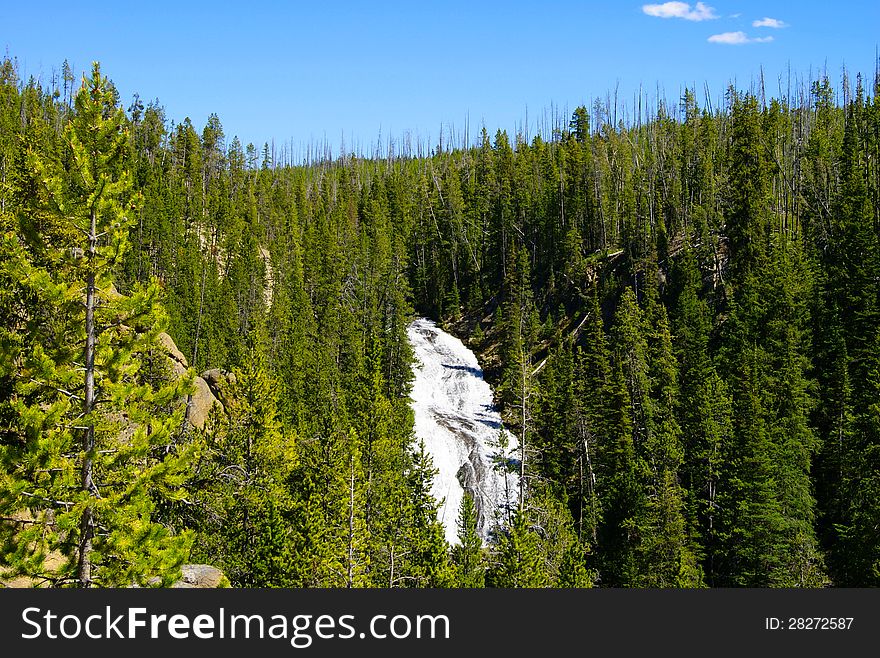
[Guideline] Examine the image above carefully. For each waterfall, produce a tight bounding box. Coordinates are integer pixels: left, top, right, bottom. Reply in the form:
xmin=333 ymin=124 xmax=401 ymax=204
xmin=407 ymin=318 xmax=519 ymax=545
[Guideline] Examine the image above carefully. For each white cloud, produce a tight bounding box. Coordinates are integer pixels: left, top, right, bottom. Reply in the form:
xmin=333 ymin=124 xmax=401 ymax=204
xmin=753 ymin=17 xmax=787 ymax=28
xmin=708 ymin=31 xmax=774 ymax=44
xmin=708 ymin=31 xmax=748 ymax=44
xmin=642 ymin=2 xmax=718 ymax=21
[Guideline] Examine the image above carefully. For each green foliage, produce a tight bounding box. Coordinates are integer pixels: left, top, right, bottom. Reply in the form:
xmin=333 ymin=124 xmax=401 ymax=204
xmin=0 ymin=64 xmax=194 ymax=587
xmin=186 ymin=333 xmax=298 ymax=586
xmin=3 ymin=55 xmax=879 ymax=588
xmin=452 ymin=493 xmax=485 ymax=587
xmin=486 ymin=511 xmax=547 ymax=588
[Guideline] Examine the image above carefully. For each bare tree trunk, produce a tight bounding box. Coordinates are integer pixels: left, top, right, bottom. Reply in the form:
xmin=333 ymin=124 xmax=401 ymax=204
xmin=77 ymin=207 xmax=98 ymax=588
xmin=519 ymin=350 xmax=528 ymax=514
xmin=347 ymin=453 xmax=356 ymax=588
xmin=388 ymin=544 xmax=395 ymax=588
xmin=581 ymin=423 xmax=598 ymax=545
xmin=577 ymin=444 xmax=584 ymax=538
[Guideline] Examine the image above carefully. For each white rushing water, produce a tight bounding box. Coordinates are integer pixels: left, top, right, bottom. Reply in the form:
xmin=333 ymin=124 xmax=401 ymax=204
xmin=407 ymin=318 xmax=518 ymax=545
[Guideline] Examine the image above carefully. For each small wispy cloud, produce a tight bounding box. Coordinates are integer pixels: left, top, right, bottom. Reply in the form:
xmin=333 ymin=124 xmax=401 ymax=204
xmin=752 ymin=17 xmax=787 ymax=28
xmin=707 ymin=31 xmax=774 ymax=45
xmin=642 ymin=2 xmax=718 ymax=21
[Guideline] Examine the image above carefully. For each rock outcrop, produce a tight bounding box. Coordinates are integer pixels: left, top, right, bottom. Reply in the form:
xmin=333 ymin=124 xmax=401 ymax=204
xmin=171 ymin=564 xmax=229 ymax=588
xmin=200 ymin=368 xmax=237 ymax=407
xmin=156 ymin=332 xmax=222 ymax=429
xmin=186 ymin=376 xmax=219 ymax=429
xmin=158 ymin=331 xmax=188 ymax=375
xmin=259 ymin=245 xmax=274 ymax=308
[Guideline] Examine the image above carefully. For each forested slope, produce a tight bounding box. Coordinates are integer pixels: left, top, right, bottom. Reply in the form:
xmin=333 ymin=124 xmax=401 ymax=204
xmin=1 ymin=58 xmax=878 ymax=587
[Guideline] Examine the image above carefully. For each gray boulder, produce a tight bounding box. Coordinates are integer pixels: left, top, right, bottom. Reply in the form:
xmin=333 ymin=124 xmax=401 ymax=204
xmin=155 ymin=332 xmax=221 ymax=429
xmin=200 ymin=368 xmax=237 ymax=406
xmin=172 ymin=564 xmax=229 ymax=588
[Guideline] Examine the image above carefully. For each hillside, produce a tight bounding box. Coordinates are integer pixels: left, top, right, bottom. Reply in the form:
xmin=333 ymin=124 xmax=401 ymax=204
xmin=1 ymin=58 xmax=879 ymax=587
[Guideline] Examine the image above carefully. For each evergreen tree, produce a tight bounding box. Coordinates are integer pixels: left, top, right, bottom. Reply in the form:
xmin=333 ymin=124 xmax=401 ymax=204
xmin=669 ymin=249 xmax=730 ymax=580
xmin=815 ymin=89 xmax=880 ymax=585
xmin=189 ymin=331 xmax=298 ymax=586
xmin=452 ymin=492 xmax=485 ymax=587
xmin=637 ymin=303 xmax=701 ymax=587
xmin=486 ymin=510 xmax=547 ymax=588
xmin=0 ymin=64 xmax=194 ymax=587
xmin=725 ymin=91 xmax=770 ymax=286
xmin=715 ymin=341 xmax=788 ymax=586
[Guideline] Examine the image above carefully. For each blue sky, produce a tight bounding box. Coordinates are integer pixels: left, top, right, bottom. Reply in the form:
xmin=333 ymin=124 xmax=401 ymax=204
xmin=3 ymin=1 xmax=878 ymax=157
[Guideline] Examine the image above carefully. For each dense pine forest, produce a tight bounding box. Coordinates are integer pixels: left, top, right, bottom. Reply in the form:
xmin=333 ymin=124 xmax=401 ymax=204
xmin=1 ymin=57 xmax=879 ymax=588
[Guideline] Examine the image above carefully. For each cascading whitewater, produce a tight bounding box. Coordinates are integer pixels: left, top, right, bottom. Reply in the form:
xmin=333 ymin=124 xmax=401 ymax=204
xmin=407 ymin=318 xmax=518 ymax=545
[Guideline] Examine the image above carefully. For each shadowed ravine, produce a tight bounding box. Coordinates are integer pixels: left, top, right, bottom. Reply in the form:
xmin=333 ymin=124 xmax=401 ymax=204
xmin=407 ymin=318 xmax=518 ymax=545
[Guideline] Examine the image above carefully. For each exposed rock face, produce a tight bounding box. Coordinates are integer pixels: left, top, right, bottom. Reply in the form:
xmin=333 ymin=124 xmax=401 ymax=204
xmin=259 ymin=246 xmax=274 ymax=308
xmin=158 ymin=332 xmax=188 ymax=375
xmin=171 ymin=564 xmax=229 ymax=588
xmin=191 ymin=224 xmax=273 ymax=309
xmin=155 ymin=332 xmax=221 ymax=429
xmin=186 ymin=376 xmax=219 ymax=429
xmin=200 ymin=368 xmax=237 ymax=406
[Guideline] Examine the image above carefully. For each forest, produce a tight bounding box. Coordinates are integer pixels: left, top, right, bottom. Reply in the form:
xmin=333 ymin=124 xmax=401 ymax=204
xmin=1 ymin=57 xmax=878 ymax=587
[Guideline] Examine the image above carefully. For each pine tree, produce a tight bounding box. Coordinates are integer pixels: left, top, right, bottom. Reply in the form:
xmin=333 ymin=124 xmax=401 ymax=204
xmin=498 ymin=245 xmax=538 ymax=512
xmin=637 ymin=303 xmax=702 ymax=587
xmin=395 ymin=441 xmax=454 ymax=588
xmin=760 ymin=239 xmax=826 ymax=586
xmin=725 ymin=91 xmax=770 ymax=286
xmin=452 ymin=492 xmax=485 ymax=587
xmin=189 ymin=331 xmax=298 ymax=586
xmin=715 ymin=341 xmax=788 ymax=586
xmin=486 ymin=510 xmax=548 ymax=588
xmin=596 ymin=360 xmax=643 ymax=586
xmin=669 ymin=249 xmax=730 ymax=581
xmin=0 ymin=64 xmax=194 ymax=587
xmin=572 ymin=287 xmax=612 ymax=546
xmin=815 ymin=89 xmax=880 ymax=585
